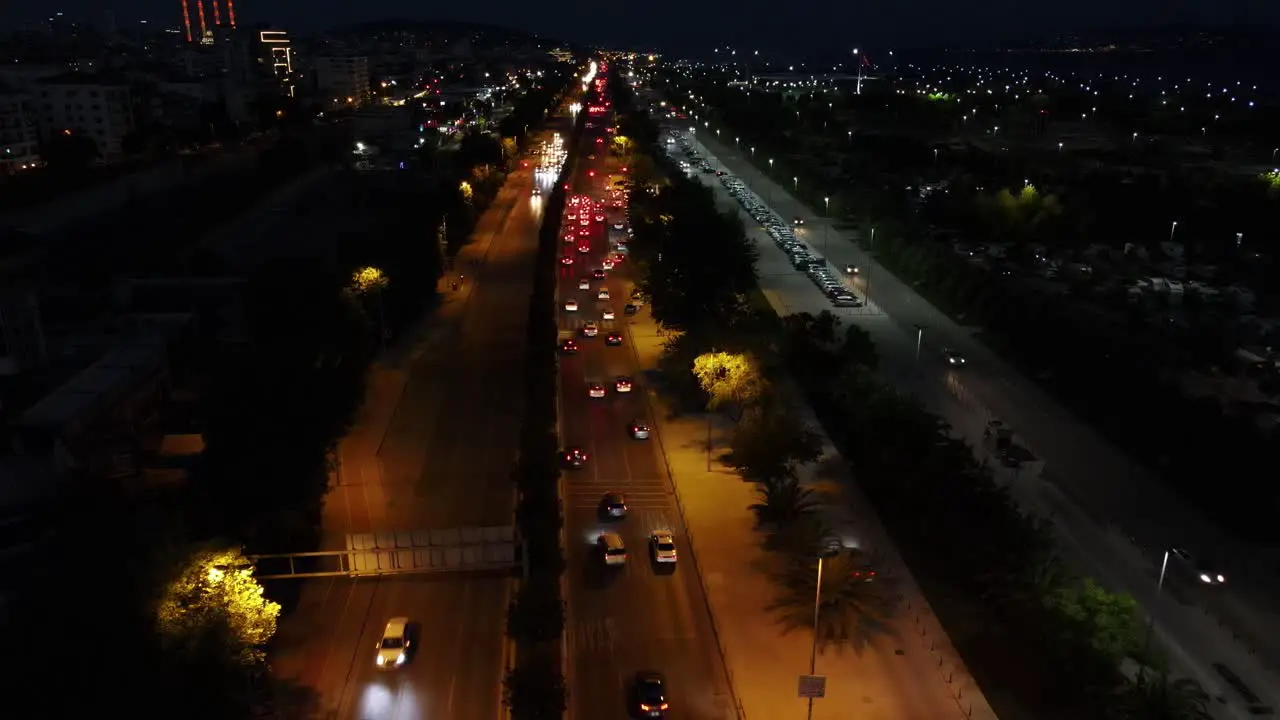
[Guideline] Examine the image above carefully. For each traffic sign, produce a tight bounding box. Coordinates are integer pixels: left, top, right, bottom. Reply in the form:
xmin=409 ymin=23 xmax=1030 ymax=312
xmin=797 ymin=674 xmax=826 ymax=699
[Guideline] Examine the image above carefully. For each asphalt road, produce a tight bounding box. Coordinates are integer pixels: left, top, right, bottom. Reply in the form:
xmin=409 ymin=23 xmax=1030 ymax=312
xmin=558 ymin=110 xmax=736 ymax=720
xmin=684 ymin=130 xmax=1280 ymax=718
xmin=269 ymin=116 xmax=571 ymax=720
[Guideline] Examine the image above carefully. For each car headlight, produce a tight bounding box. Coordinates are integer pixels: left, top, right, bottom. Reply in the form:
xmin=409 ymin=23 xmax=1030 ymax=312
xmin=396 ymin=653 xmax=406 ymax=665
xmin=377 ymin=655 xmax=386 ymax=665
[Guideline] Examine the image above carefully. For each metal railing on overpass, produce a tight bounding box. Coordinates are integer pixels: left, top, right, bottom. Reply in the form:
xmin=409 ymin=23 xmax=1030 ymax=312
xmin=250 ymin=526 xmax=522 ymax=580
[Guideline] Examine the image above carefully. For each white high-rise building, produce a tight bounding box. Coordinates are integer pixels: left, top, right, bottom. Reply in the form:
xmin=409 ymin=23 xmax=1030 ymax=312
xmin=34 ymin=75 xmax=135 ymax=160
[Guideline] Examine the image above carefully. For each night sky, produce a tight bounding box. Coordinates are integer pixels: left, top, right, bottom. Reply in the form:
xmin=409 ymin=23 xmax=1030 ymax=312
xmin=11 ymin=0 xmax=1280 ymax=56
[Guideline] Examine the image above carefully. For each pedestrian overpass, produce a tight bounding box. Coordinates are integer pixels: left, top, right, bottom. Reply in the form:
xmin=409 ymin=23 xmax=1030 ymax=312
xmin=250 ymin=526 xmax=523 ymax=580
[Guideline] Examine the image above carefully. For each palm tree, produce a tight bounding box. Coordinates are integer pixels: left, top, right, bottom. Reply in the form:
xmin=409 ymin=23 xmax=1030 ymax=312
xmin=1114 ymin=672 xmax=1213 ymax=720
xmin=748 ymin=478 xmax=820 ymax=528
xmin=767 ymin=550 xmax=896 ymax=652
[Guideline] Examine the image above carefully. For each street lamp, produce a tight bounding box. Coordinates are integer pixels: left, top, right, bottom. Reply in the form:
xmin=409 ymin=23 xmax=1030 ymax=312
xmin=1139 ymin=550 xmax=1172 ymax=677
xmin=793 ymin=176 xmax=798 ymax=191
xmin=914 ymin=324 xmax=926 ymax=366
xmin=806 ymin=547 xmax=840 ymax=720
xmin=823 ymin=197 xmax=830 ymax=251
xmin=1169 ymin=220 xmax=1178 ymax=243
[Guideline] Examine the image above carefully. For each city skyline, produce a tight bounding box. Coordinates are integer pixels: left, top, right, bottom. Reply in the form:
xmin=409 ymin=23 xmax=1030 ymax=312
xmin=5 ymin=0 xmax=1280 ymax=54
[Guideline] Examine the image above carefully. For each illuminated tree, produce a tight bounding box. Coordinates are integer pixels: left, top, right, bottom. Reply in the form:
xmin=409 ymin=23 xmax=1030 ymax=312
xmin=1048 ymin=578 xmax=1142 ymax=662
xmin=1260 ymin=169 xmax=1280 ymax=195
xmin=349 ymin=265 xmax=389 ymax=295
xmin=976 ymin=183 xmax=1063 ymax=243
xmin=500 ymin=137 xmax=518 ymax=163
xmin=692 ymin=351 xmax=768 ymax=421
xmin=156 ymin=546 xmax=280 ymax=667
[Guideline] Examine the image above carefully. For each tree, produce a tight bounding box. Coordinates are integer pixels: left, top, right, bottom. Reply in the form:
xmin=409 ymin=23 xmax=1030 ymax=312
xmin=767 ymin=550 xmax=896 ymax=651
xmin=156 ymin=546 xmax=280 ymax=667
xmin=976 ymin=183 xmax=1064 ymax=245
xmin=692 ymin=351 xmax=768 ymax=421
xmin=1049 ymin=578 xmax=1143 ymax=662
xmin=840 ymin=324 xmax=879 ymax=369
xmin=504 ymin=655 xmax=567 ymax=720
xmin=749 ymin=478 xmax=822 ymax=528
xmin=42 ymin=129 xmax=99 ymax=172
xmin=728 ymin=401 xmax=823 ymax=482
xmin=1116 ymin=673 xmax=1213 ymax=720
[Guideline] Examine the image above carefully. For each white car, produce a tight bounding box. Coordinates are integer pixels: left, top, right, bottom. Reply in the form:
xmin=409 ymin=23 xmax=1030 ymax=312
xmin=587 ymin=382 xmax=606 ymax=398
xmin=582 ymin=321 xmax=599 ymax=337
xmin=374 ymin=617 xmax=412 ymax=669
xmin=597 ymin=288 xmax=611 ymax=300
xmin=629 ymin=420 xmax=650 ymax=440
xmin=602 ymin=259 xmax=615 ymax=270
xmin=650 ymin=531 xmax=678 ymax=564
xmin=613 ymin=222 xmax=625 ymax=230
xmin=578 ymin=278 xmax=590 ymax=291
xmin=564 ymin=299 xmax=579 ymax=312
xmin=615 ymin=377 xmax=633 ymax=393
xmin=602 ymin=309 xmax=616 ymax=320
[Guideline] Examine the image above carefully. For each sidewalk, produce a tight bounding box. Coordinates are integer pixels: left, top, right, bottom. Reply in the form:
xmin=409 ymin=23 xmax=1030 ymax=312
xmin=623 ymin=301 xmax=997 ymax=720
xmin=320 ymin=171 xmax=529 ymax=544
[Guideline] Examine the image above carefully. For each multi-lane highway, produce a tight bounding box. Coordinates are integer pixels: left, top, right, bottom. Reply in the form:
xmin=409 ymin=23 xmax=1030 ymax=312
xmin=683 ymin=129 xmax=1280 ymax=718
xmin=269 ymin=115 xmax=572 ymax=720
xmin=557 ymin=81 xmax=737 ymax=720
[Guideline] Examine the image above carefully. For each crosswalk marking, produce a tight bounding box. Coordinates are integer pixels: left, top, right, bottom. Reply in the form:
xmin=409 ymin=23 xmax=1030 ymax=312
xmin=570 ymin=617 xmax=617 ymax=653
xmin=558 ymin=315 xmax=622 ymax=331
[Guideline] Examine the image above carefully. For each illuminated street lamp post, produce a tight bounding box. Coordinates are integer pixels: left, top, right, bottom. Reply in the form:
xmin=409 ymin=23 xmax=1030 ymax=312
xmin=823 ymin=197 xmax=830 ymax=251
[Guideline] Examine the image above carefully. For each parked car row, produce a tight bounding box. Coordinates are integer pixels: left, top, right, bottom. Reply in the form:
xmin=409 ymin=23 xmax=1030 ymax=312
xmin=678 ymin=138 xmax=862 ymax=309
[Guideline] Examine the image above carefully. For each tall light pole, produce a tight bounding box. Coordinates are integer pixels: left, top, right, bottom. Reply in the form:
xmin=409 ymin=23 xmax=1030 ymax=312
xmin=1169 ymin=220 xmax=1178 ymax=243
xmin=823 ymin=197 xmax=830 ymax=251
xmin=852 ymin=48 xmax=864 ymax=95
xmin=1139 ymin=550 xmax=1171 ymax=678
xmin=807 ymin=554 xmax=826 ymax=720
xmin=914 ymin=324 xmax=925 ymax=366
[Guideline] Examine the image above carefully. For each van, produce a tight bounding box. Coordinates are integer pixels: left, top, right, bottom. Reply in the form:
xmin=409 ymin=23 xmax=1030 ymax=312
xmin=598 ymin=532 xmax=628 ymax=565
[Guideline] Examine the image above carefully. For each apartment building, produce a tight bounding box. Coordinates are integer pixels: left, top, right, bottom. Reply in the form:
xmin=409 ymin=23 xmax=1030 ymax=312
xmin=314 ymin=55 xmax=371 ymax=108
xmin=34 ymin=74 xmax=135 ymax=160
xmin=0 ymin=94 xmax=40 ymax=174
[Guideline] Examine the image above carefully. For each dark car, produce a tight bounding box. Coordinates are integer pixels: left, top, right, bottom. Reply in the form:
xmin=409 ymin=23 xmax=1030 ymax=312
xmin=601 ymin=492 xmax=627 ymax=518
xmin=631 ymin=672 xmax=669 ymax=717
xmin=605 ymin=332 xmax=623 ymax=346
xmin=623 ymin=303 xmax=639 ymax=315
xmin=592 ymin=268 xmax=607 ymax=280
xmin=561 ymin=446 xmax=588 ymax=469
xmin=559 ymin=338 xmax=579 ymax=354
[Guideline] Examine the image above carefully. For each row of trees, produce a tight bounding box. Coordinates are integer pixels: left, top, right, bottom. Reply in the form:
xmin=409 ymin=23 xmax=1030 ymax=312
xmin=502 ymin=72 xmax=591 ymax=720
xmin=666 ymin=73 xmax=1280 ymax=540
xmin=2 ymin=76 xmax=574 ymax=716
xmin=629 ymin=76 xmax=1213 ymax=718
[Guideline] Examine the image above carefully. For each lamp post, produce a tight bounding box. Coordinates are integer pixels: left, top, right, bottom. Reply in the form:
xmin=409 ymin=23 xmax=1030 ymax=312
xmin=793 ymin=176 xmax=798 ymax=192
xmin=1169 ymin=220 xmax=1178 ymax=243
xmin=914 ymin=324 xmax=925 ymax=366
xmin=805 ymin=554 xmax=826 ymax=720
xmin=823 ymin=196 xmax=830 ymax=251
xmin=1139 ymin=550 xmax=1171 ymax=677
